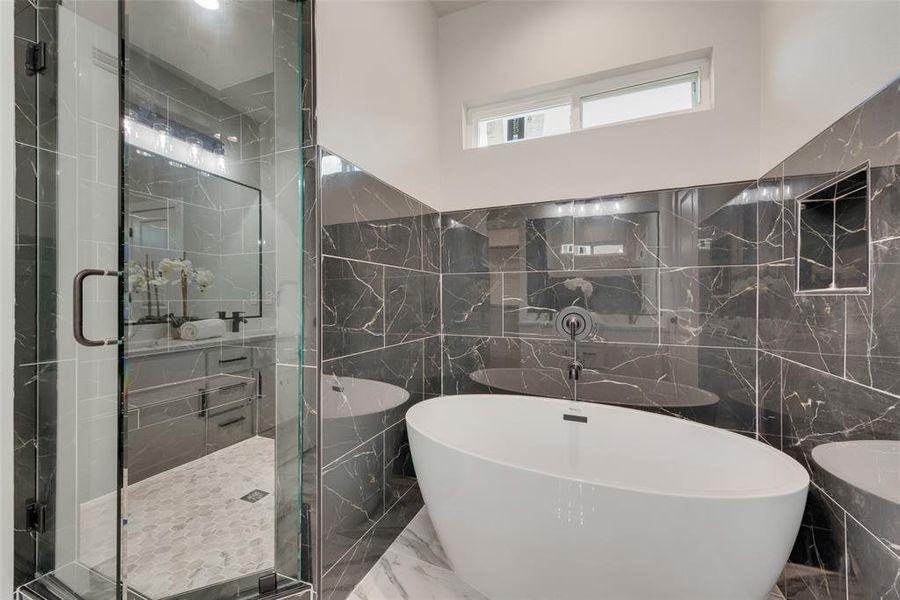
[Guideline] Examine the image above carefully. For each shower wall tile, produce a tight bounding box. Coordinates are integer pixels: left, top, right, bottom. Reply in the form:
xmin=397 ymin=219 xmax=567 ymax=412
xmin=574 ymin=342 xmax=757 ymax=432
xmin=384 ymin=268 xmax=440 ymax=345
xmin=442 ymin=202 xmax=573 ymax=273
xmin=502 ymin=269 xmax=659 ymax=343
xmin=321 ymin=435 xmax=385 ymax=572
xmin=442 ymin=335 xmax=574 ymax=399
xmin=757 ymin=261 xmax=845 ymax=375
xmin=758 ymin=166 xmax=786 ymax=265
xmin=777 ymin=359 xmax=899 ymax=554
xmin=322 ymin=257 xmax=384 ymax=360
xmin=442 ymin=272 xmax=502 ymax=336
xmin=845 ymin=517 xmax=900 ymax=600
xmin=317 ymin=151 xmax=438 ymax=596
xmin=320 ymin=488 xmax=423 ymax=600
xmin=573 ymin=194 xmax=662 ymax=269
xmin=660 ymin=265 xmax=757 ymax=348
xmin=758 ymin=352 xmax=783 ymax=448
xmin=321 ymin=340 xmax=424 ymax=466
xmin=782 ymin=487 xmax=848 ymax=600
xmin=14 ymin=36 xmax=37 ymax=147
xmin=321 ymin=153 xmax=425 ymax=271
xmin=664 ymin=182 xmax=757 ymax=268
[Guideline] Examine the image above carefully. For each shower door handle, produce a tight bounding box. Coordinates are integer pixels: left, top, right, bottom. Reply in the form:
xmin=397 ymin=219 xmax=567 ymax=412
xmin=73 ymin=268 xmax=120 ymax=347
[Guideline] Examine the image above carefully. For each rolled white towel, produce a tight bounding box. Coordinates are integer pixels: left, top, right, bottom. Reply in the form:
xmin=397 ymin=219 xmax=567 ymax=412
xmin=179 ymin=318 xmax=226 ymax=341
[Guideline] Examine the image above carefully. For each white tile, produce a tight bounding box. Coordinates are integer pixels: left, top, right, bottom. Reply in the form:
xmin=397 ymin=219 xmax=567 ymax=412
xmin=348 ymin=550 xmax=486 ymax=600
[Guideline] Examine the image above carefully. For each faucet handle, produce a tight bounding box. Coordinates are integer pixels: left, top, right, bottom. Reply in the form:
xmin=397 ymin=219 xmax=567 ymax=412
xmin=217 ymin=310 xmax=227 ymax=320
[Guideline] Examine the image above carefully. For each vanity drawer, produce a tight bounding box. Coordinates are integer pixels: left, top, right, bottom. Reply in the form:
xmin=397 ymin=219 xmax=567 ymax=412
xmin=208 ymin=346 xmax=254 ymax=374
xmin=206 ymin=379 xmax=255 ymax=411
xmin=206 ymin=399 xmax=253 ymax=453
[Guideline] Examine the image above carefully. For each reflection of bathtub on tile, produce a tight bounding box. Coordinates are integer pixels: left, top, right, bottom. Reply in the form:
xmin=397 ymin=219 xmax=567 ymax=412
xmin=812 ymin=440 xmax=900 ymax=597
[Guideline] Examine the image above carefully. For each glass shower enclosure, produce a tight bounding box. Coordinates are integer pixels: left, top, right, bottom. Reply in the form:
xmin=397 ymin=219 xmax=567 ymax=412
xmin=16 ymin=0 xmax=308 ymax=598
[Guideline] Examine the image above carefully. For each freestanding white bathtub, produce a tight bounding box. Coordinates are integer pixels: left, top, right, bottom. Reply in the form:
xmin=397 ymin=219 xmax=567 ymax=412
xmin=407 ymin=394 xmax=809 ymax=600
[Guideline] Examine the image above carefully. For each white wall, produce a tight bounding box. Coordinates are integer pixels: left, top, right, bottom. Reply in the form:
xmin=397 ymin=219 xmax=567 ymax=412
xmin=436 ymin=1 xmax=762 ymax=210
xmin=316 ymin=0 xmax=441 ymax=208
xmin=759 ymin=1 xmax=900 ymax=174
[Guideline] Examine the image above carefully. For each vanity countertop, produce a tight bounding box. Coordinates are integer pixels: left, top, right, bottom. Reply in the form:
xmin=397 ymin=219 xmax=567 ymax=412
xmin=126 ymin=329 xmax=277 ymax=358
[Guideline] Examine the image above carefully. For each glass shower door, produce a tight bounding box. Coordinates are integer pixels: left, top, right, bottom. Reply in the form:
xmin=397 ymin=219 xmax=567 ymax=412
xmin=18 ymin=1 xmax=125 ymax=597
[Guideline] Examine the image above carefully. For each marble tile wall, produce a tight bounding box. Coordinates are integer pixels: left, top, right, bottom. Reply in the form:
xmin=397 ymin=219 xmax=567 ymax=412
xmin=440 ymin=181 xmax=757 ymax=434
xmin=757 ymin=77 xmax=900 ymax=599
xmin=13 ymin=0 xmax=59 ymax=585
xmin=317 ymin=149 xmax=440 ymax=600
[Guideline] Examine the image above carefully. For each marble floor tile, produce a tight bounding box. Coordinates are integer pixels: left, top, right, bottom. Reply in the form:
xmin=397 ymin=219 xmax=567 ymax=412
xmin=351 ymin=507 xmax=787 ymax=600
xmin=79 ymin=436 xmax=275 ymax=599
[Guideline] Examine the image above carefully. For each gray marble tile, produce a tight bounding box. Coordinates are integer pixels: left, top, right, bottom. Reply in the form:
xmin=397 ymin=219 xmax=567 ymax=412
xmin=322 ymin=436 xmax=385 ymax=573
xmin=443 ymin=202 xmax=573 ymax=273
xmin=846 ymin=516 xmax=900 ymax=600
xmin=322 ymin=257 xmax=384 ymax=360
xmin=321 ymin=151 xmax=425 ymax=271
xmin=573 ymin=193 xmax=661 ymax=269
xmin=442 ymin=335 xmax=573 ymax=399
xmin=441 ymin=272 xmax=503 ymax=337
xmin=502 ymin=269 xmax=659 ymax=343
xmin=384 ymin=268 xmax=440 ymax=345
xmin=660 ymin=182 xmax=757 ymax=268
xmin=348 ymin=550 xmax=485 ymax=600
xmin=757 ymin=261 xmax=845 ymax=375
xmin=660 ymin=265 xmax=757 ymax=348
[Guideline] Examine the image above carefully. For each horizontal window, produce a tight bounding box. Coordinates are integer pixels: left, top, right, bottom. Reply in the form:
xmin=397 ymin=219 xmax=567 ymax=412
xmin=466 ymin=54 xmax=710 ymax=149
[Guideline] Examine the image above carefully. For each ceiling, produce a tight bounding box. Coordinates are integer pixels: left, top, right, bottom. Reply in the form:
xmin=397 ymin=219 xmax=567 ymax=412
xmin=432 ymin=0 xmax=488 ymax=17
xmin=124 ymin=0 xmax=274 ymax=92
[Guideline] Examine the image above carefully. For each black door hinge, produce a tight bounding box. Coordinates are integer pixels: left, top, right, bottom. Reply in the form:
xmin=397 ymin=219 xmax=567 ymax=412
xmin=25 ymin=41 xmax=47 ymax=75
xmin=26 ymin=502 xmax=47 ymax=534
xmin=258 ymin=573 xmax=278 ymax=596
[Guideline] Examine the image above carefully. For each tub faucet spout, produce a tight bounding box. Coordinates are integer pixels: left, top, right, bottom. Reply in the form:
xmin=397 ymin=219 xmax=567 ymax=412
xmin=568 ymin=360 xmax=583 ymax=381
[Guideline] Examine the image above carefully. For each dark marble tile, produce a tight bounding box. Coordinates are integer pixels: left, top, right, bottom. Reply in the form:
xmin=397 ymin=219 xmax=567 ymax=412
xmin=443 ymin=202 xmax=573 ymax=273
xmin=783 ymin=488 xmax=848 ymax=600
xmin=384 ymin=268 xmax=440 ymax=345
xmin=846 ymin=516 xmax=900 ymax=600
xmin=14 ymin=36 xmax=37 ymax=147
xmin=34 ymin=6 xmax=57 ymax=154
xmin=383 ymin=421 xmax=415 ymax=510
xmin=274 ymin=0 xmax=300 ymax=153
xmin=662 ymin=182 xmax=757 ymax=268
xmin=845 ymin=239 xmax=900 ymax=393
xmin=574 ymin=343 xmax=756 ymax=431
xmin=321 ymin=435 xmax=385 ymax=572
xmin=321 ymin=341 xmax=424 ymax=465
xmin=573 ymin=194 xmax=661 ymax=269
xmin=758 ymin=351 xmax=783 ymax=448
xmin=758 ymin=261 xmax=845 ymax=375
xmin=759 ymin=164 xmax=786 ymax=265
xmin=422 ymin=210 xmax=441 ymax=273
xmin=322 ymin=257 xmax=384 ymax=360
xmin=15 ymin=0 xmax=37 ymax=42
xmin=302 ymin=146 xmax=319 ymax=367
xmin=423 ymin=335 xmax=442 ymax=399
xmin=779 ymin=361 xmax=900 ymax=552
xmin=502 ymin=269 xmax=658 ymax=343
xmin=869 ymin=165 xmax=900 ymax=243
xmin=660 ymin=265 xmax=757 ymax=348
xmin=321 ymin=152 xmax=424 ymax=270
xmin=320 ymin=487 xmax=423 ymax=600
xmin=441 ymin=272 xmax=503 ymax=336
xmin=783 ymin=79 xmax=899 ymax=193
xmin=442 ymin=335 xmax=573 ymax=399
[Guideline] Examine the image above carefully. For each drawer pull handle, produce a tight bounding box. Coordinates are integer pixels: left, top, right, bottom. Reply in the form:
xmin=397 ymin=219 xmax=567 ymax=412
xmin=219 ymin=356 xmax=249 ymax=364
xmin=218 ymin=416 xmax=246 ymax=428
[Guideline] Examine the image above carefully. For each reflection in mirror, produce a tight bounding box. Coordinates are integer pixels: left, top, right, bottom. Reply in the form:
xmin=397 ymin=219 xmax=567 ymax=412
xmin=125 ymin=145 xmax=263 ymax=326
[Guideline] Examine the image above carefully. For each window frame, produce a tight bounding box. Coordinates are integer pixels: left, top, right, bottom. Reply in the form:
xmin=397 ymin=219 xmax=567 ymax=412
xmin=465 ymin=55 xmax=712 ymax=149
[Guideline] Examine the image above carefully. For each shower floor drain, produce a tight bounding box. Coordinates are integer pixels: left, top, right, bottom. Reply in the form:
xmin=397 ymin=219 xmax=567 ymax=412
xmin=240 ymin=489 xmax=269 ymax=503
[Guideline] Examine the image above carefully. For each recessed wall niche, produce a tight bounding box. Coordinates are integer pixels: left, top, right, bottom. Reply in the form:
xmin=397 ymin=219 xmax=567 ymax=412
xmin=796 ymin=164 xmax=870 ymax=294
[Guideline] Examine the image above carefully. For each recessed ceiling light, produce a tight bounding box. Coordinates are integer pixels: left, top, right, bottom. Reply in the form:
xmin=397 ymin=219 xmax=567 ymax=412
xmin=194 ymin=0 xmax=220 ymax=10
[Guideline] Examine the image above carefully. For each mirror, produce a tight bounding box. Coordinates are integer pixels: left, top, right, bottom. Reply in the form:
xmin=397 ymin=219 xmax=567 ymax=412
xmin=125 ymin=144 xmax=263 ymax=324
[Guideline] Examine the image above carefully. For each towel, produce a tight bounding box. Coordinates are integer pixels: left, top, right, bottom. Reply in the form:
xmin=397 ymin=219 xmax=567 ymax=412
xmin=179 ymin=318 xmax=226 ymax=341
